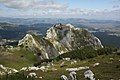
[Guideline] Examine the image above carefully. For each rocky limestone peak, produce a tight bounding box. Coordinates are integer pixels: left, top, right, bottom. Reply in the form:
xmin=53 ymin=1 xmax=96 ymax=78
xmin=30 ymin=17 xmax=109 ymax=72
xmin=18 ymin=34 xmax=59 ymax=59
xmin=18 ymin=24 xmax=103 ymax=59
xmin=46 ymin=23 xmax=74 ymax=41
xmin=18 ymin=34 xmax=36 ymax=47
xmin=46 ymin=23 xmax=103 ymax=51
xmin=53 ymin=23 xmax=74 ymax=29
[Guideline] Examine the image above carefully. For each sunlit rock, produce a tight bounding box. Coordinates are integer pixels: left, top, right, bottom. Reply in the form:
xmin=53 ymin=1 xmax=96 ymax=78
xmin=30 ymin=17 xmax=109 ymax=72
xmin=93 ymin=63 xmax=100 ymax=67
xmin=18 ymin=23 xmax=103 ymax=59
xmin=84 ymin=70 xmax=95 ymax=80
xmin=27 ymin=73 xmax=37 ymax=78
xmin=66 ymin=66 xmax=89 ymax=71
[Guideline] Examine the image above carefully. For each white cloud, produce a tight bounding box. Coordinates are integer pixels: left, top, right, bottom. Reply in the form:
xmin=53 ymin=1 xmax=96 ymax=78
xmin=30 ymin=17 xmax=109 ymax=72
xmin=0 ymin=0 xmax=33 ymax=9
xmin=67 ymin=8 xmax=120 ymax=20
xmin=0 ymin=0 xmax=68 ymax=17
xmin=0 ymin=0 xmax=68 ymax=10
xmin=0 ymin=0 xmax=9 ymax=3
xmin=70 ymin=8 xmax=101 ymax=15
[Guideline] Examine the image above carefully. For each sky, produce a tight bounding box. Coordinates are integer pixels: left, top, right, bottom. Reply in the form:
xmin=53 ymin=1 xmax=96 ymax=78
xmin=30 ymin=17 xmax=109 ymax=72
xmin=0 ymin=0 xmax=120 ymax=20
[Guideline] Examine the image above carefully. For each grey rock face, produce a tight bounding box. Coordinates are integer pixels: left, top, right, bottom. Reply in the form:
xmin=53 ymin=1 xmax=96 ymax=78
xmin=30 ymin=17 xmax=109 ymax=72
xmin=84 ymin=70 xmax=95 ymax=80
xmin=18 ymin=23 xmax=103 ymax=59
xmin=18 ymin=34 xmax=58 ymax=59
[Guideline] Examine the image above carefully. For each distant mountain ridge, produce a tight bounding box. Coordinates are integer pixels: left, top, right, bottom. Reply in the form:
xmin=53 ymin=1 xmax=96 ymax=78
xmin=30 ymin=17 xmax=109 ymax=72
xmin=0 ymin=17 xmax=120 ymax=25
xmin=18 ymin=23 xmax=103 ymax=59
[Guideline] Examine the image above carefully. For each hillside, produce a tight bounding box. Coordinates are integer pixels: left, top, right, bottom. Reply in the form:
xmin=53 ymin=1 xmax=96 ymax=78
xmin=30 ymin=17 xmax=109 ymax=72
xmin=0 ymin=47 xmax=120 ymax=80
xmin=18 ymin=23 xmax=103 ymax=59
xmin=0 ymin=47 xmax=41 ymax=69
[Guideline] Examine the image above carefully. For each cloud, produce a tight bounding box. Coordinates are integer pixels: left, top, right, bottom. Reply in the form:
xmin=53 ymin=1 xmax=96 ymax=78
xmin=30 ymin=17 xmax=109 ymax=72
xmin=0 ymin=0 xmax=33 ymax=9
xmin=113 ymin=5 xmax=119 ymax=8
xmin=70 ymin=8 xmax=100 ymax=15
xmin=0 ymin=0 xmax=9 ymax=3
xmin=0 ymin=0 xmax=68 ymax=10
xmin=67 ymin=8 xmax=120 ymax=20
xmin=0 ymin=0 xmax=68 ymax=17
xmin=0 ymin=0 xmax=120 ymax=20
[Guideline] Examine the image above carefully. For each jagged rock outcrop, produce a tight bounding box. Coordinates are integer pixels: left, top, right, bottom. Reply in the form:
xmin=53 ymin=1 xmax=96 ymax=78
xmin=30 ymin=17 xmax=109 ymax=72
xmin=18 ymin=23 xmax=103 ymax=59
xmin=18 ymin=34 xmax=59 ymax=59
xmin=46 ymin=24 xmax=103 ymax=54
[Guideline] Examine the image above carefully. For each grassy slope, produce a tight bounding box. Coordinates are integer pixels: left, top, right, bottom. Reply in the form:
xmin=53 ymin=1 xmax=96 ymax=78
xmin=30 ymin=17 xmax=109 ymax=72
xmin=0 ymin=45 xmax=120 ymax=80
xmin=23 ymin=54 xmax=120 ymax=80
xmin=0 ymin=48 xmax=41 ymax=69
xmin=0 ymin=49 xmax=120 ymax=80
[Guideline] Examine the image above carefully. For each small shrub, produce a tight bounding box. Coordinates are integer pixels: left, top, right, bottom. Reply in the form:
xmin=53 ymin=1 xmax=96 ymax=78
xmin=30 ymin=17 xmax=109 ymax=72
xmin=116 ymin=52 xmax=120 ymax=55
xmin=116 ymin=65 xmax=120 ymax=68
